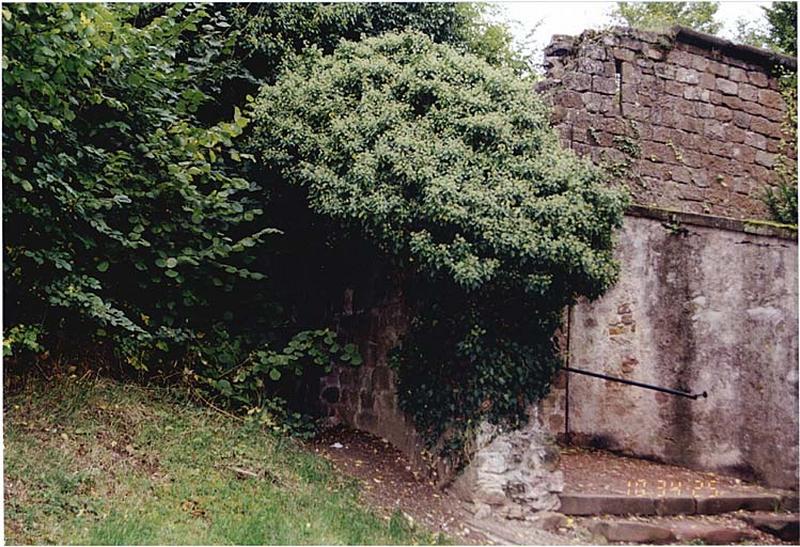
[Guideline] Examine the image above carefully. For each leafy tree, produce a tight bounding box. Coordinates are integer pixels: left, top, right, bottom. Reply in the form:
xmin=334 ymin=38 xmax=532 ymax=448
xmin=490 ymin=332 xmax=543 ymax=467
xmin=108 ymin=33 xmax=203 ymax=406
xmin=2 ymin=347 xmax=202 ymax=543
xmin=612 ymin=2 xmax=721 ymax=34
xmin=732 ymin=16 xmax=772 ymax=50
xmin=247 ymin=32 xmax=627 ymax=448
xmin=764 ymin=1 xmax=797 ymax=56
xmin=170 ymin=2 xmax=532 ymax=125
xmin=2 ymin=4 xmax=275 ymax=367
xmin=733 ymin=2 xmax=797 ymax=54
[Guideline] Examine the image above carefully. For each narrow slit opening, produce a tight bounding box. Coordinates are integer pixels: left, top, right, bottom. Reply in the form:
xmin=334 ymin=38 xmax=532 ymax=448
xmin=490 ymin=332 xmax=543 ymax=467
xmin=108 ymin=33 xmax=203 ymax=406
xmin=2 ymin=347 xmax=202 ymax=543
xmin=614 ymin=59 xmax=623 ymax=115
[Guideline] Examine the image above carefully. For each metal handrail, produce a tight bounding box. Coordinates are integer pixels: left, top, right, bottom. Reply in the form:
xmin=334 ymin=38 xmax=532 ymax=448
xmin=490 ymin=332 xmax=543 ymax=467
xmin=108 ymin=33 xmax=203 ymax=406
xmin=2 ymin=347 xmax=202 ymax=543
xmin=562 ymin=366 xmax=708 ymax=400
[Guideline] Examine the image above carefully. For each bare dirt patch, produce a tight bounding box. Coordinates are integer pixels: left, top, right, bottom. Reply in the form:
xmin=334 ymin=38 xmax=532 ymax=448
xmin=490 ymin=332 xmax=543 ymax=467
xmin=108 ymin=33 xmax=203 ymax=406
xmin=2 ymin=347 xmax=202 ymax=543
xmin=310 ymin=425 xmax=494 ymax=544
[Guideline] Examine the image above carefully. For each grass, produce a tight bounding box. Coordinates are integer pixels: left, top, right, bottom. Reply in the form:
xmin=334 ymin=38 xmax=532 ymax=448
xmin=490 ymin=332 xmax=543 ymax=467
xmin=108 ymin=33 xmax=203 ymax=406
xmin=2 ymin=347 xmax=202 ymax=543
xmin=4 ymin=375 xmax=443 ymax=545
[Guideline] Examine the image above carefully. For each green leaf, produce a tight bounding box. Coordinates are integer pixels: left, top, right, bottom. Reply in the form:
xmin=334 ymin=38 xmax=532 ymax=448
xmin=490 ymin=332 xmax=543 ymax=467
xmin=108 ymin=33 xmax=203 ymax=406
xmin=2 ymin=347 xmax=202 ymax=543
xmin=97 ymin=261 xmax=109 ymax=272
xmin=217 ymin=379 xmax=232 ymax=395
xmin=269 ymin=369 xmax=281 ymax=381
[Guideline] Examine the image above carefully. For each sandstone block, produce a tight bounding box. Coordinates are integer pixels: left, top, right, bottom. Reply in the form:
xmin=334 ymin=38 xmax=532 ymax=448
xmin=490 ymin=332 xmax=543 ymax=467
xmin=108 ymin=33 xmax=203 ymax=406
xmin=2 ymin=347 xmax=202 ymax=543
xmin=716 ymin=78 xmax=738 ymax=95
xmin=589 ymin=520 xmax=675 ymax=543
xmin=560 ymin=494 xmax=657 ymax=516
xmin=621 ymin=36 xmax=644 ymax=51
xmin=677 ymin=116 xmax=702 ymax=134
xmin=655 ymin=496 xmax=696 ymax=515
xmin=695 ymin=495 xmax=780 ymax=514
xmin=676 ymin=67 xmax=700 ymax=85
xmin=583 ymin=43 xmax=607 ymax=60
xmin=592 ymin=76 xmax=617 ymax=95
xmin=564 ymin=71 xmax=592 ymax=92
xmin=729 ymin=66 xmax=748 ymax=82
xmin=755 ymin=150 xmax=776 ymax=168
xmin=741 ymin=99 xmax=766 ymax=117
xmin=742 ymin=513 xmax=800 ymax=542
xmin=690 ymin=54 xmax=709 ymax=72
xmin=759 ymin=88 xmax=785 ymax=110
xmin=748 ymin=70 xmax=769 ymax=87
xmin=611 ymin=47 xmax=635 ymax=62
xmin=666 ymin=49 xmax=690 ymax=66
xmin=670 ymin=521 xmax=753 ymax=543
xmin=750 ymin=116 xmax=782 ymax=139
xmin=698 ymin=72 xmax=716 ymax=90
xmin=644 ymin=46 xmax=664 ymax=60
xmin=707 ymin=60 xmax=729 ymax=77
xmin=733 ymin=111 xmax=751 ymax=129
xmin=739 ymin=82 xmax=759 ymax=102
xmin=664 ymin=80 xmax=683 ymax=97
xmin=703 ymin=120 xmax=725 ymax=140
xmin=744 ymin=131 xmax=767 ymax=150
xmin=715 ymin=106 xmax=734 ymax=122
xmin=695 ymin=102 xmax=714 ymax=118
xmin=684 ymin=86 xmax=710 ymax=102
xmin=763 ymin=106 xmax=785 ymax=123
xmin=729 ymin=144 xmax=756 ymax=163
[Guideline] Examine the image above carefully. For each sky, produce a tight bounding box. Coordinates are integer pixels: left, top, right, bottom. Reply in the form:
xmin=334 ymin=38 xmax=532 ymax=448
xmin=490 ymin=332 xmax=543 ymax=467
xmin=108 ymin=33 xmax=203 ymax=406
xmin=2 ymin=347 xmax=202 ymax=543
xmin=490 ymin=1 xmax=773 ymax=64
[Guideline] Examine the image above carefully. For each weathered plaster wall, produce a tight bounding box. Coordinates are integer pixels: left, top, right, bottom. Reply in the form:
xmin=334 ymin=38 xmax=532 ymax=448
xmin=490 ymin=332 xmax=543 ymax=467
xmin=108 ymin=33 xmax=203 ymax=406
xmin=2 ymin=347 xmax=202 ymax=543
xmin=539 ymin=26 xmax=796 ymax=219
xmin=551 ymin=211 xmax=798 ymax=489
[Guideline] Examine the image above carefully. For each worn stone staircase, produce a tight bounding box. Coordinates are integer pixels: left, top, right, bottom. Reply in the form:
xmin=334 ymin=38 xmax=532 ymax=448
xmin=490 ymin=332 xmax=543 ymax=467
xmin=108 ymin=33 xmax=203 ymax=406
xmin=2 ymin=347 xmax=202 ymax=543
xmin=558 ymin=447 xmax=799 ymax=544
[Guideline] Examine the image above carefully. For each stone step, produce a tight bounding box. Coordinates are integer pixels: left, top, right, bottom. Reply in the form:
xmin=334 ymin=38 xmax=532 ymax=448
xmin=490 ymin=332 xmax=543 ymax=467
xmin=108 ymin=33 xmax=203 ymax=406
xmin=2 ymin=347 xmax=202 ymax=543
xmin=740 ymin=512 xmax=800 ymax=542
xmin=586 ymin=518 xmax=761 ymax=545
xmin=560 ymin=493 xmax=797 ymax=516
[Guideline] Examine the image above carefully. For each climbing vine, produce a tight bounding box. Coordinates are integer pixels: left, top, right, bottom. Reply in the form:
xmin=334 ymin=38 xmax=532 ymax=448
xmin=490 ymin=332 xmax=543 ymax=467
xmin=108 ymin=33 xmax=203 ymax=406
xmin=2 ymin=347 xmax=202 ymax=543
xmin=764 ymin=67 xmax=798 ymax=225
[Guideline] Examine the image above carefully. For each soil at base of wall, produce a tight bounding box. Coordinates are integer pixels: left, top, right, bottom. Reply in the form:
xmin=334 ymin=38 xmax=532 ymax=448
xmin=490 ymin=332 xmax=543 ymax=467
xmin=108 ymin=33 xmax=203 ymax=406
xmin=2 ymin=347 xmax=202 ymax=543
xmin=308 ymin=425 xmax=493 ymax=545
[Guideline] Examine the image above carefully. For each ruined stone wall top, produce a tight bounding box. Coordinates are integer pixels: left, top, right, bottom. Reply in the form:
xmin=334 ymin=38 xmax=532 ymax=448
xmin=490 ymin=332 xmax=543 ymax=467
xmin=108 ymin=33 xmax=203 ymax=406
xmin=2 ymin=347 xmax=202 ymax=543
xmin=539 ymin=26 xmax=797 ymax=220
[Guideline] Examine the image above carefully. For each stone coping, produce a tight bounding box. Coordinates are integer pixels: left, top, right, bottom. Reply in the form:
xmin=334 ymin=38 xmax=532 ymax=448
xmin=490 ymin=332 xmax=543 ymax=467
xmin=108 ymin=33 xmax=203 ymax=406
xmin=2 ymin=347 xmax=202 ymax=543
xmin=627 ymin=204 xmax=798 ymax=241
xmin=674 ymin=25 xmax=797 ymax=72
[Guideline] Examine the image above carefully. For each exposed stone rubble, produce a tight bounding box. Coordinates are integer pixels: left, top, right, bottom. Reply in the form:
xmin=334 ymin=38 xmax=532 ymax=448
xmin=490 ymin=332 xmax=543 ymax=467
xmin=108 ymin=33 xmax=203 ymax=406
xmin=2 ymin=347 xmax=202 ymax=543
xmin=451 ymin=409 xmax=564 ymax=520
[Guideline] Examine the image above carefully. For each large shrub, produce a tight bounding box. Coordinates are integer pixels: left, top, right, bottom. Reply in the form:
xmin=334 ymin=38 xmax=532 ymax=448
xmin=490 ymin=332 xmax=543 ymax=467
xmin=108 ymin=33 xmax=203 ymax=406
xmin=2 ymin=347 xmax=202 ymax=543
xmin=248 ymin=32 xmax=627 ymax=447
xmin=1 ymin=3 xmax=296 ymax=383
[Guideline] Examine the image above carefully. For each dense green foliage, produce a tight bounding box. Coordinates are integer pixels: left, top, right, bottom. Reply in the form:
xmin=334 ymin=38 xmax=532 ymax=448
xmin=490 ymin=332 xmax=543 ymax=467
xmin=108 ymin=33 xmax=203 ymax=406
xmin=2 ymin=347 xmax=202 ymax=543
xmin=3 ymin=3 xmax=531 ymax=417
xmin=733 ymin=2 xmax=797 ymax=55
xmin=3 ymin=3 xmax=268 ymax=364
xmin=4 ymin=3 xmax=624 ymax=445
xmin=247 ymin=32 xmax=627 ymax=445
xmin=760 ymin=2 xmax=797 ymax=225
xmin=764 ymin=1 xmax=798 ymax=56
xmin=612 ymin=2 xmax=721 ymax=34
xmin=765 ymin=67 xmax=798 ymax=225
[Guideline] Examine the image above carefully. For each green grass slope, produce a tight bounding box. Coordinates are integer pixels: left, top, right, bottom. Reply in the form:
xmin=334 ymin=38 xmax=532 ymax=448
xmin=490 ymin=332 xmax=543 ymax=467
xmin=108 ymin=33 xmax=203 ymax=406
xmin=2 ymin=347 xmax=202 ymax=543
xmin=4 ymin=376 xmax=440 ymax=545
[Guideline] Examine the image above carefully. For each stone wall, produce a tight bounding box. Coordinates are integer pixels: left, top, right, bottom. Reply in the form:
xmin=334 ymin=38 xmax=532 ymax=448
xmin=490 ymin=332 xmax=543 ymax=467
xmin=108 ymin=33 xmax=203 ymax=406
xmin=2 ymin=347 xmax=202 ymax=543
xmin=539 ymin=26 xmax=796 ymax=219
xmin=318 ymin=288 xmax=440 ymax=476
xmin=541 ymin=209 xmax=798 ymax=490
xmin=321 ymin=26 xmax=799 ymax=501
